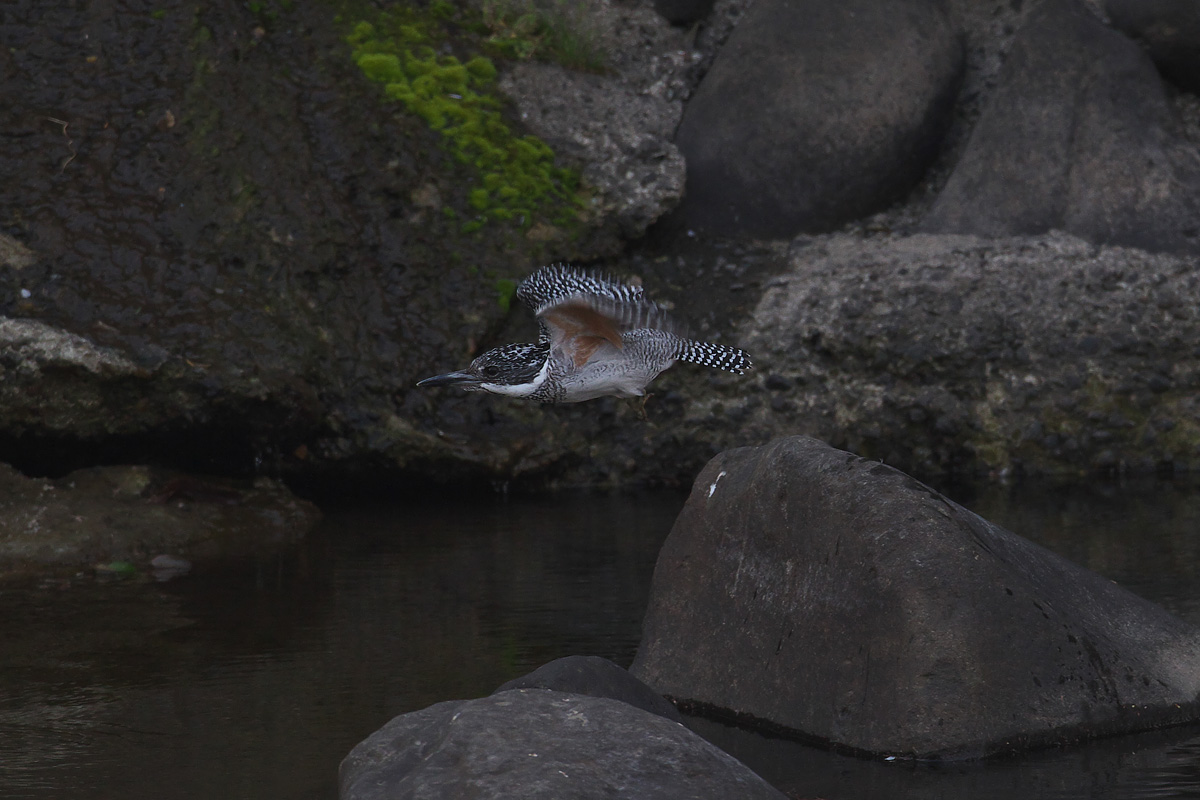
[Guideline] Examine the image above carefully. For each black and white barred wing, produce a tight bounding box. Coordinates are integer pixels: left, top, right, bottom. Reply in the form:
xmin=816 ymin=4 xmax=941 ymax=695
xmin=517 ymin=264 xmax=683 ymax=363
xmin=515 ymin=263 xmax=751 ymax=374
xmin=676 ymin=340 xmax=753 ymax=375
xmin=516 ymin=263 xmax=645 ymax=312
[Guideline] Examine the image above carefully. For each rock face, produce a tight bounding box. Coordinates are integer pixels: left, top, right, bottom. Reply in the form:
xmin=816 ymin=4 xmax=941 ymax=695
xmin=499 ymin=61 xmax=687 ymax=242
xmin=0 ymin=0 xmax=711 ymax=487
xmin=922 ymin=0 xmax=1200 ymax=255
xmin=493 ymin=655 xmax=684 ymax=723
xmin=675 ymin=0 xmax=963 ymax=237
xmin=1107 ymin=0 xmax=1200 ymax=93
xmin=339 ymin=689 xmax=786 ymax=800
xmin=736 ymin=231 xmax=1200 ymax=478
xmin=0 ymin=463 xmax=320 ymax=573
xmin=631 ymin=436 xmax=1200 ymax=758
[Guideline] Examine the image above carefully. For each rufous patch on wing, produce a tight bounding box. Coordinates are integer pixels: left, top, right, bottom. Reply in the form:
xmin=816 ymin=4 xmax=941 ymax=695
xmin=541 ymin=302 xmax=625 ymax=351
xmin=570 ymin=335 xmax=612 ymax=367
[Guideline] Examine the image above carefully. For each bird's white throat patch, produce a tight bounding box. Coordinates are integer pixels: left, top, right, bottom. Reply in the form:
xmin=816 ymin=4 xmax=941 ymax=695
xmin=480 ymin=359 xmax=550 ymax=398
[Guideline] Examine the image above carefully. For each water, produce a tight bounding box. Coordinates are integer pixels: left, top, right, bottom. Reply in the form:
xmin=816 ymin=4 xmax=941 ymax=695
xmin=1 ymin=481 xmax=1200 ymax=799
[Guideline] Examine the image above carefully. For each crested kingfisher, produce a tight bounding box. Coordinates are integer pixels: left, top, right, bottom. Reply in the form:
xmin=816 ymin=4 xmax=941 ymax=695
xmin=417 ymin=264 xmax=753 ymax=403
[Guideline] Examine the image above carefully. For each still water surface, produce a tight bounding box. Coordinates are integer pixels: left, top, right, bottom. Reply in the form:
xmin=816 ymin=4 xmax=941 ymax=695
xmin=2 ymin=482 xmax=1200 ymax=799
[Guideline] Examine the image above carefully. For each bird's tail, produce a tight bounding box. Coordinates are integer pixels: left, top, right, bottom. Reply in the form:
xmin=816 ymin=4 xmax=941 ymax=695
xmin=676 ymin=340 xmax=753 ymax=374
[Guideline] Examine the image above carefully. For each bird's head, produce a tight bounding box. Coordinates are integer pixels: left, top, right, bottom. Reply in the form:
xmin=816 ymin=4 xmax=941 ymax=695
xmin=417 ymin=343 xmax=549 ymax=397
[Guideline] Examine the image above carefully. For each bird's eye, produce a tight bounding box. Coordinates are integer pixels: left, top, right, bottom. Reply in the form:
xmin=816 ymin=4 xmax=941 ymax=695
xmin=482 ymin=365 xmax=500 ymax=378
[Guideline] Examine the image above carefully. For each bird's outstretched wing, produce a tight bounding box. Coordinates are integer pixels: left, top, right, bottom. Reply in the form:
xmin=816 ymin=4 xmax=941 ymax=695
xmin=516 ymin=264 xmax=682 ymax=368
xmin=516 ymin=264 xmax=645 ymax=312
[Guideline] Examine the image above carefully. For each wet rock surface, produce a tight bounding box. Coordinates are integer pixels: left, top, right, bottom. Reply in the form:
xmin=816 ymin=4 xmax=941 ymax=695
xmin=630 ymin=436 xmax=1200 ymax=758
xmin=0 ymin=462 xmax=320 ymax=575
xmin=339 ymin=689 xmax=786 ymax=800
xmin=493 ymin=655 xmax=684 ymax=724
xmin=675 ymin=0 xmax=963 ymax=237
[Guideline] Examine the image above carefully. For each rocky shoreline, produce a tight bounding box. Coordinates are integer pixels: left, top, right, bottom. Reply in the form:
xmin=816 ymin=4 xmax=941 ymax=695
xmin=340 ymin=438 xmax=1200 ymax=796
xmin=3 ymin=0 xmax=1199 ymax=490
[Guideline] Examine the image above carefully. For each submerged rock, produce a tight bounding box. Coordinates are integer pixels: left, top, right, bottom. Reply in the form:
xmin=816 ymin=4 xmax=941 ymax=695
xmin=339 ymin=689 xmax=785 ymax=800
xmin=631 ymin=436 xmax=1200 ymax=758
xmin=0 ymin=463 xmax=320 ymax=575
xmin=493 ymin=655 xmax=683 ymax=724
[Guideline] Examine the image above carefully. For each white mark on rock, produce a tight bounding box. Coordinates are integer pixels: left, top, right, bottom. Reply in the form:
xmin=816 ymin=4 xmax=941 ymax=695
xmin=707 ymin=470 xmax=727 ymax=499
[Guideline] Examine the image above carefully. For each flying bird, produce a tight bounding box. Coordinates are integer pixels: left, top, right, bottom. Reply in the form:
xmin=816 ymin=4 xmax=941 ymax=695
xmin=417 ymin=264 xmax=752 ymax=403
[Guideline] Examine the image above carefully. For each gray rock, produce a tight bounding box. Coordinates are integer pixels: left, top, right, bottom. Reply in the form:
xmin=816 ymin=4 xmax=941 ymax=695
xmin=0 ymin=317 xmax=140 ymax=377
xmin=675 ymin=0 xmax=963 ymax=237
xmin=497 ymin=1 xmax=699 ymax=244
xmin=733 ymin=231 xmax=1200 ymax=478
xmin=500 ymin=62 xmax=686 ymax=242
xmin=493 ymin=655 xmax=684 ymax=723
xmin=631 ymin=436 xmax=1200 ymax=758
xmin=922 ymin=0 xmax=1200 ymax=255
xmin=0 ymin=233 xmax=35 ymax=269
xmin=339 ymin=689 xmax=786 ymax=800
xmin=0 ymin=464 xmax=320 ymax=572
xmin=1107 ymin=0 xmax=1200 ymax=93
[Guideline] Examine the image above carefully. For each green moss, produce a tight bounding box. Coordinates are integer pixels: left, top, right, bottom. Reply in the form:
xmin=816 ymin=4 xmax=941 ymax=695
xmin=468 ymin=187 xmax=490 ymax=210
xmin=345 ymin=8 xmax=583 ymax=234
xmin=495 ymin=278 xmax=517 ymax=312
xmin=356 ymin=52 xmax=404 ymax=83
xmin=480 ymin=0 xmax=607 ymax=72
xmin=466 ymin=56 xmax=497 ymax=82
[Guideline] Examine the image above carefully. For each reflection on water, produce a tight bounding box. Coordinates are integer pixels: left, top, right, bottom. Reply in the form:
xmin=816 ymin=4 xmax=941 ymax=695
xmin=1 ymin=480 xmax=1200 ymax=799
xmin=0 ymin=491 xmax=682 ymax=800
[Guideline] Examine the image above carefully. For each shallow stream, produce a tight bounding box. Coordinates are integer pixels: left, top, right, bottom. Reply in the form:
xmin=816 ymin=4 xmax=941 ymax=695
xmin=2 ymin=481 xmax=1200 ymax=799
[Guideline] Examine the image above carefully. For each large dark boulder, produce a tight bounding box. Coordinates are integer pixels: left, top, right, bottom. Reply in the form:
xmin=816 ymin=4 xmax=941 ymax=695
xmin=675 ymin=0 xmax=963 ymax=238
xmin=339 ymin=690 xmax=786 ymax=800
xmin=631 ymin=436 xmax=1200 ymax=758
xmin=1107 ymin=0 xmax=1200 ymax=94
xmin=493 ymin=655 xmax=684 ymax=723
xmin=922 ymin=0 xmax=1200 ymax=255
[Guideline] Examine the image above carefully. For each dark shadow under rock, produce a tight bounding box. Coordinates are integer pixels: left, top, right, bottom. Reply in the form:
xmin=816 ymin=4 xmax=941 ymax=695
xmin=1107 ymin=0 xmax=1200 ymax=94
xmin=631 ymin=436 xmax=1200 ymax=758
xmin=493 ymin=655 xmax=684 ymax=723
xmin=339 ymin=689 xmax=786 ymax=800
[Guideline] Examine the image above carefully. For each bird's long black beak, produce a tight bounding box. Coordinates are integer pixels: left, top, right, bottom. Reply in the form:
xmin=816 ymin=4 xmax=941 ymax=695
xmin=416 ymin=371 xmax=481 ymax=389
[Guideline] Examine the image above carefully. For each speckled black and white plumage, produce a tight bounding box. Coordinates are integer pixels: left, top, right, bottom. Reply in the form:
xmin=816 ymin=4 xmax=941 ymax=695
xmin=418 ymin=264 xmax=753 ymax=403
